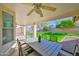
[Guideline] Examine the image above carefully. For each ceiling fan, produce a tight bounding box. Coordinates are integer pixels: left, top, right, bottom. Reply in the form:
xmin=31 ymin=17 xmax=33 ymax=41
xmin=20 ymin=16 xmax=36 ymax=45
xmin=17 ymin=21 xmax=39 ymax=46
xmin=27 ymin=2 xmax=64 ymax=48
xmin=27 ymin=3 xmax=56 ymax=17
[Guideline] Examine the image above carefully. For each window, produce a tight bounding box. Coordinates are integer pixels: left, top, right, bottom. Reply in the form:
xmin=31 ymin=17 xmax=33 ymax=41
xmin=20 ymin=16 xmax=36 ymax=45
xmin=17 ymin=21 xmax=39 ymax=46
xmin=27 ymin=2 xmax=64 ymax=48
xmin=2 ymin=11 xmax=14 ymax=45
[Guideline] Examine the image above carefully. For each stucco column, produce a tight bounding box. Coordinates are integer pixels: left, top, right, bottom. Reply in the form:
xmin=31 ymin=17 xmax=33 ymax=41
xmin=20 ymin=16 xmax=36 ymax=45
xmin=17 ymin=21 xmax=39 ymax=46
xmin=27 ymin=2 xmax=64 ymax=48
xmin=33 ymin=24 xmax=37 ymax=38
xmin=24 ymin=26 xmax=26 ymax=39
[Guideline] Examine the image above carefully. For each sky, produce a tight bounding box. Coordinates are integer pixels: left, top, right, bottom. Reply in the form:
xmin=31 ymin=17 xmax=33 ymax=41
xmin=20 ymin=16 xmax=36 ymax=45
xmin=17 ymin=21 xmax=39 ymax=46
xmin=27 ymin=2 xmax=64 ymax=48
xmin=47 ymin=17 xmax=73 ymax=26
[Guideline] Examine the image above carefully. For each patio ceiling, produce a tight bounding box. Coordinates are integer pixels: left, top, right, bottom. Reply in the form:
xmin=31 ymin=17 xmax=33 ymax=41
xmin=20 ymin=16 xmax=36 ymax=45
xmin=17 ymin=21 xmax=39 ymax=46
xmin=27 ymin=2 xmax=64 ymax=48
xmin=2 ymin=3 xmax=79 ymax=25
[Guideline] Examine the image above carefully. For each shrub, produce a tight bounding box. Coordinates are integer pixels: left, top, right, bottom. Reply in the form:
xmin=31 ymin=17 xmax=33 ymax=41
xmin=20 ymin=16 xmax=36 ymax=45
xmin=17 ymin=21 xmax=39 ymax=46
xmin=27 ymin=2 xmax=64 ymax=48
xmin=43 ymin=25 xmax=51 ymax=31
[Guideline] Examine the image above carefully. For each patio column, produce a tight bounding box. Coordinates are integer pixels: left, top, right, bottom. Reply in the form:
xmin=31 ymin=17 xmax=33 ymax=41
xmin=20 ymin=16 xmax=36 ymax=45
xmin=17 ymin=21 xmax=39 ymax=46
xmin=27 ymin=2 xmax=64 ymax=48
xmin=33 ymin=24 xmax=37 ymax=38
xmin=24 ymin=26 xmax=26 ymax=39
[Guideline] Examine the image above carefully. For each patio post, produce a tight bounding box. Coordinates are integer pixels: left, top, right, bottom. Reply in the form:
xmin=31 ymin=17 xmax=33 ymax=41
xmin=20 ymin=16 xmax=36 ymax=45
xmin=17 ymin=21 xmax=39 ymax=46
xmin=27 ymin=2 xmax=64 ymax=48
xmin=33 ymin=24 xmax=37 ymax=38
xmin=24 ymin=26 xmax=26 ymax=39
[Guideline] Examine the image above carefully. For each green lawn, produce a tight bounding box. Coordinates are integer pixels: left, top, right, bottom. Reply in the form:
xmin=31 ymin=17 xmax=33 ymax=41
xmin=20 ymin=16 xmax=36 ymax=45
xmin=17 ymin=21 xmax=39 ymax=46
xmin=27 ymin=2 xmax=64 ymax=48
xmin=37 ymin=32 xmax=79 ymax=42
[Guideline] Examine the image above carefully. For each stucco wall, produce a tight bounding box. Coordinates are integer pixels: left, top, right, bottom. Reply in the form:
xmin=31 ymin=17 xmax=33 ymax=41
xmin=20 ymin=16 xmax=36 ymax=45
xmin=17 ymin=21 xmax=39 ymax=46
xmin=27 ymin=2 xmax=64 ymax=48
xmin=0 ymin=5 xmax=2 ymax=47
xmin=0 ymin=4 xmax=16 ymax=47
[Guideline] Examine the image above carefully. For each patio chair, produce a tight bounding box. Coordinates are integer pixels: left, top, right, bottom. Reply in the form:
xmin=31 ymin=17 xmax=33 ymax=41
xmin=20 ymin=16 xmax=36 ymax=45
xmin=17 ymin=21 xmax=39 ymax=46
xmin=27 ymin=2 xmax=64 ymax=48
xmin=17 ymin=39 xmax=34 ymax=56
xmin=73 ymin=45 xmax=79 ymax=56
xmin=60 ymin=44 xmax=79 ymax=56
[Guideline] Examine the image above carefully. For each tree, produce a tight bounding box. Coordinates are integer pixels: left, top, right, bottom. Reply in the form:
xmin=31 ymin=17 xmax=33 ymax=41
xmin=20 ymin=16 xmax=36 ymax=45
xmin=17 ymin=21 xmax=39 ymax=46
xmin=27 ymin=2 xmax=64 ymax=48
xmin=56 ymin=20 xmax=76 ymax=28
xmin=43 ymin=25 xmax=51 ymax=31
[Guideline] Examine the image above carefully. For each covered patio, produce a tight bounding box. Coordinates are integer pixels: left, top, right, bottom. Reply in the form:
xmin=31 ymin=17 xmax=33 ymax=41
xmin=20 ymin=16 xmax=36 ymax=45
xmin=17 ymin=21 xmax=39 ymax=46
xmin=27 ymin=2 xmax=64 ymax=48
xmin=0 ymin=3 xmax=79 ymax=56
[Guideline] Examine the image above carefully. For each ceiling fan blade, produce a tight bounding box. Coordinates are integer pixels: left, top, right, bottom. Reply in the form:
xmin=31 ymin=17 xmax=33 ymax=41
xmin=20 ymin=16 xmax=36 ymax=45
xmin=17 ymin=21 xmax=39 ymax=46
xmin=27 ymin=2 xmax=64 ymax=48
xmin=41 ymin=5 xmax=56 ymax=11
xmin=39 ymin=11 xmax=43 ymax=17
xmin=35 ymin=8 xmax=43 ymax=17
xmin=27 ymin=9 xmax=34 ymax=16
xmin=38 ymin=9 xmax=43 ymax=17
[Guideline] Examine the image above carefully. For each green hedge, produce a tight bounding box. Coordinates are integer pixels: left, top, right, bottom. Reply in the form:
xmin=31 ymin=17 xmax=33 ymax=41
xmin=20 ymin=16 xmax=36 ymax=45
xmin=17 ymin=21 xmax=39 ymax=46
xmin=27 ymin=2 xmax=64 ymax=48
xmin=37 ymin=32 xmax=79 ymax=43
xmin=37 ymin=32 xmax=66 ymax=42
